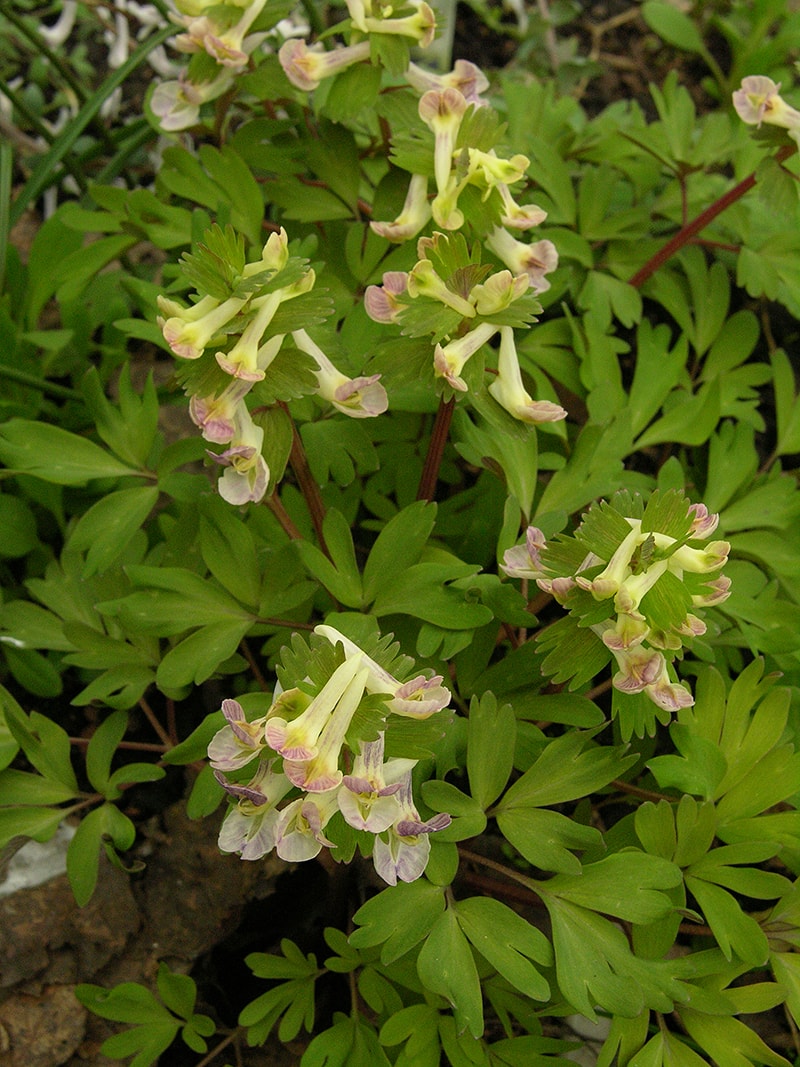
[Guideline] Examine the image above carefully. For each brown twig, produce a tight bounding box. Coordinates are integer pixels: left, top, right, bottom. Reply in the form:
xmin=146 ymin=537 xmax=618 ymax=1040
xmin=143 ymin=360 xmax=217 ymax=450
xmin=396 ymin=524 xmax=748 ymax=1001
xmin=137 ymin=696 xmax=173 ymax=748
xmin=265 ymin=491 xmax=304 ymax=541
xmin=287 ymin=413 xmax=330 ymax=556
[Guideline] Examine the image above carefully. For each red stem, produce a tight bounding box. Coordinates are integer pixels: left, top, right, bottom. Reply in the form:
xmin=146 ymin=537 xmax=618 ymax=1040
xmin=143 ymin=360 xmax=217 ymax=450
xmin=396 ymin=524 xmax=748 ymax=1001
xmin=417 ymin=397 xmax=455 ymax=502
xmin=628 ymin=145 xmax=795 ymax=290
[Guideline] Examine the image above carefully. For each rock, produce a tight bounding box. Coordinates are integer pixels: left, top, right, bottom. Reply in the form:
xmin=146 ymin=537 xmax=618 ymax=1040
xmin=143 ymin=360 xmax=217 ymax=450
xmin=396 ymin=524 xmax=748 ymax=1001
xmin=0 ymin=985 xmax=86 ymax=1067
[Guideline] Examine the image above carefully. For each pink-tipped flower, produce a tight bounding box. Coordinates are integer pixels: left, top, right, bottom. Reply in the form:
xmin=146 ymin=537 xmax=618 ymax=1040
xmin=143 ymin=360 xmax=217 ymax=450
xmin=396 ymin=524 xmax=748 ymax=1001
xmin=283 ymin=666 xmax=369 ymax=793
xmin=434 ymin=321 xmax=498 ymax=392
xmin=488 ymin=326 xmax=567 ymax=424
xmin=149 ymin=68 xmax=235 ymax=131
xmin=339 ymin=734 xmax=415 ymax=833
xmin=279 ymin=38 xmax=371 ymax=91
xmin=274 ymin=793 xmax=339 ymax=862
xmin=692 ymin=575 xmax=732 ymax=608
xmin=687 ymin=502 xmax=720 ymax=539
xmin=292 ymin=329 xmax=388 ymax=418
xmin=216 ymin=761 xmax=294 ymax=860
xmin=463 ymin=148 xmax=530 ymax=195
xmin=418 ymin=88 xmax=468 ymax=194
xmin=313 ymin=625 xmax=452 ymax=718
xmin=501 ymin=526 xmax=547 ymax=580
xmin=189 ymin=377 xmax=253 ymax=444
xmin=265 ymin=655 xmax=365 ymax=761
xmin=363 ymin=2 xmax=436 ymax=47
xmin=599 ymin=615 xmax=651 ymax=652
xmin=733 ymin=76 xmax=800 ymax=130
xmin=497 ymin=184 xmax=548 ymax=230
xmin=208 ymin=698 xmax=268 ymax=771
xmin=364 ymin=271 xmax=409 ymax=323
xmin=485 ymin=227 xmax=558 ymax=294
xmin=207 ymin=403 xmax=269 ymax=505
xmin=160 ymin=294 xmax=246 ymax=360
xmin=471 ymin=270 xmax=529 ymax=316
xmin=405 ymin=59 xmax=489 ymax=106
xmin=668 ymin=540 xmax=730 ymax=574
xmin=372 ymin=772 xmax=451 ymax=885
xmin=610 ymin=645 xmax=665 ymax=695
xmin=243 ymin=227 xmax=291 ymax=277
xmin=370 ymin=174 xmax=431 ymax=243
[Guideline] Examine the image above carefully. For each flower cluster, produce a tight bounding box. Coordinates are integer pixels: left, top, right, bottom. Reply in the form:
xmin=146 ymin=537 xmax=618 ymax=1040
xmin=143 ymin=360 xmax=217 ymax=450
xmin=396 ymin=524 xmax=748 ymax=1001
xmin=279 ymin=0 xmax=436 ymax=91
xmin=365 ymin=231 xmax=565 ymax=420
xmin=733 ymin=76 xmax=800 ymax=143
xmin=158 ymin=226 xmax=387 ymax=504
xmin=151 ymin=0 xmax=274 ymax=130
xmin=503 ymin=494 xmax=731 ymax=713
xmin=208 ymin=626 xmax=452 ymax=884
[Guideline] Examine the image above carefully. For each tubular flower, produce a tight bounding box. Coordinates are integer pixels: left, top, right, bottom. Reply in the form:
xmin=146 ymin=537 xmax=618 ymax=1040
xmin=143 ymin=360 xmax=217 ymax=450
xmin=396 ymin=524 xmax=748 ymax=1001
xmin=370 ymin=173 xmax=431 ymax=242
xmin=405 ymin=59 xmax=489 ymax=106
xmin=274 ymin=792 xmax=340 ymax=862
xmin=433 ymin=321 xmax=498 ymax=392
xmin=497 ymin=184 xmax=548 ymax=230
xmin=189 ymin=377 xmax=253 ymax=444
xmin=488 ymin=326 xmax=567 ymax=424
xmin=291 ymin=330 xmax=388 ymax=418
xmin=281 ymin=666 xmax=369 ymax=793
xmin=173 ymin=0 xmax=268 ymax=69
xmin=207 ymin=403 xmax=269 ymax=505
xmin=418 ymin=88 xmax=468 ymax=195
xmin=314 ymin=625 xmax=451 ymax=718
xmin=364 ymin=271 xmax=409 ymax=323
xmin=471 ymin=271 xmax=529 ymax=316
xmin=338 ymin=734 xmax=414 ymax=833
xmin=372 ymin=772 xmax=451 ymax=885
xmin=407 ymin=258 xmax=476 ymax=317
xmin=278 ymin=38 xmax=371 ymax=90
xmin=265 ymin=655 xmax=366 ymax=761
xmin=485 ymin=227 xmax=559 ymax=293
xmin=501 ymin=525 xmax=548 ymax=580
xmin=149 ymin=68 xmax=235 ymax=131
xmin=159 ymin=294 xmax=246 ymax=360
xmin=362 ymin=2 xmax=436 ymax=46
xmin=208 ymin=698 xmax=269 ymax=770
xmin=733 ymin=76 xmax=800 ymax=132
xmin=216 ymin=762 xmax=294 ymax=860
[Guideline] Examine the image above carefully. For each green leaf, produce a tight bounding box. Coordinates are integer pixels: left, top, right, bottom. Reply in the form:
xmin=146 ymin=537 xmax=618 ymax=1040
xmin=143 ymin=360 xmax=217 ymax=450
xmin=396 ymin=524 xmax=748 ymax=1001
xmin=0 ymin=493 xmax=39 ymax=557
xmin=647 ymin=723 xmax=727 ymax=800
xmin=85 ymin=710 xmax=128 ymax=797
xmin=455 ymin=897 xmax=551 ymax=1000
xmin=350 ymin=879 xmax=445 ymax=964
xmin=681 ymin=1008 xmax=791 ymax=1067
xmin=499 ymin=730 xmax=633 ymax=808
xmin=66 ymin=804 xmax=111 ymax=906
xmin=641 ymin=2 xmax=706 ymax=53
xmin=467 ymin=691 xmax=516 ymax=810
xmin=69 ymin=487 xmax=159 ymax=577
xmin=157 ymin=964 xmax=197 ymax=1021
xmin=295 ymin=510 xmax=363 ymax=608
xmin=372 ymin=562 xmax=493 ymax=629
xmin=545 ymin=853 xmax=682 ymax=924
xmin=362 ymin=502 xmax=436 ymax=604
xmin=2 ymin=704 xmax=78 ymax=792
xmin=156 ymin=619 xmax=252 ymax=689
xmin=199 ymin=497 xmax=261 ymax=608
xmin=497 ymin=806 xmax=601 ymax=875
xmin=0 ymin=805 xmax=68 ymax=850
xmin=0 ymin=420 xmax=141 ymax=484
xmin=417 ymin=908 xmax=484 ymax=1039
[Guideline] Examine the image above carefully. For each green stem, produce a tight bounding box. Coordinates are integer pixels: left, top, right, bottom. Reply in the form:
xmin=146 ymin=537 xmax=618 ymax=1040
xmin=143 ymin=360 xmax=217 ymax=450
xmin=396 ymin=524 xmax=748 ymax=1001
xmin=0 ymin=365 xmax=82 ymax=401
xmin=628 ymin=145 xmax=795 ymax=289
xmin=416 ymin=396 xmax=455 ymax=502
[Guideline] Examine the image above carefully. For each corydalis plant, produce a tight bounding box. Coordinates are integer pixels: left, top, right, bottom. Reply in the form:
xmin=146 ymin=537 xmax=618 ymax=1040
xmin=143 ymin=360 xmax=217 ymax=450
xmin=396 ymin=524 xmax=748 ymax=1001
xmin=504 ymin=490 xmax=731 ymax=739
xmin=158 ymin=224 xmax=387 ymax=502
xmin=208 ymin=626 xmax=452 ymax=884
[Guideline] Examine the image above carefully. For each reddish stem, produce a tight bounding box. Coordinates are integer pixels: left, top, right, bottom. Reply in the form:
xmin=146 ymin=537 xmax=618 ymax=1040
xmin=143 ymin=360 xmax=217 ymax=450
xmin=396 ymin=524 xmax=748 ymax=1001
xmin=628 ymin=145 xmax=795 ymax=290
xmin=417 ymin=397 xmax=455 ymax=502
